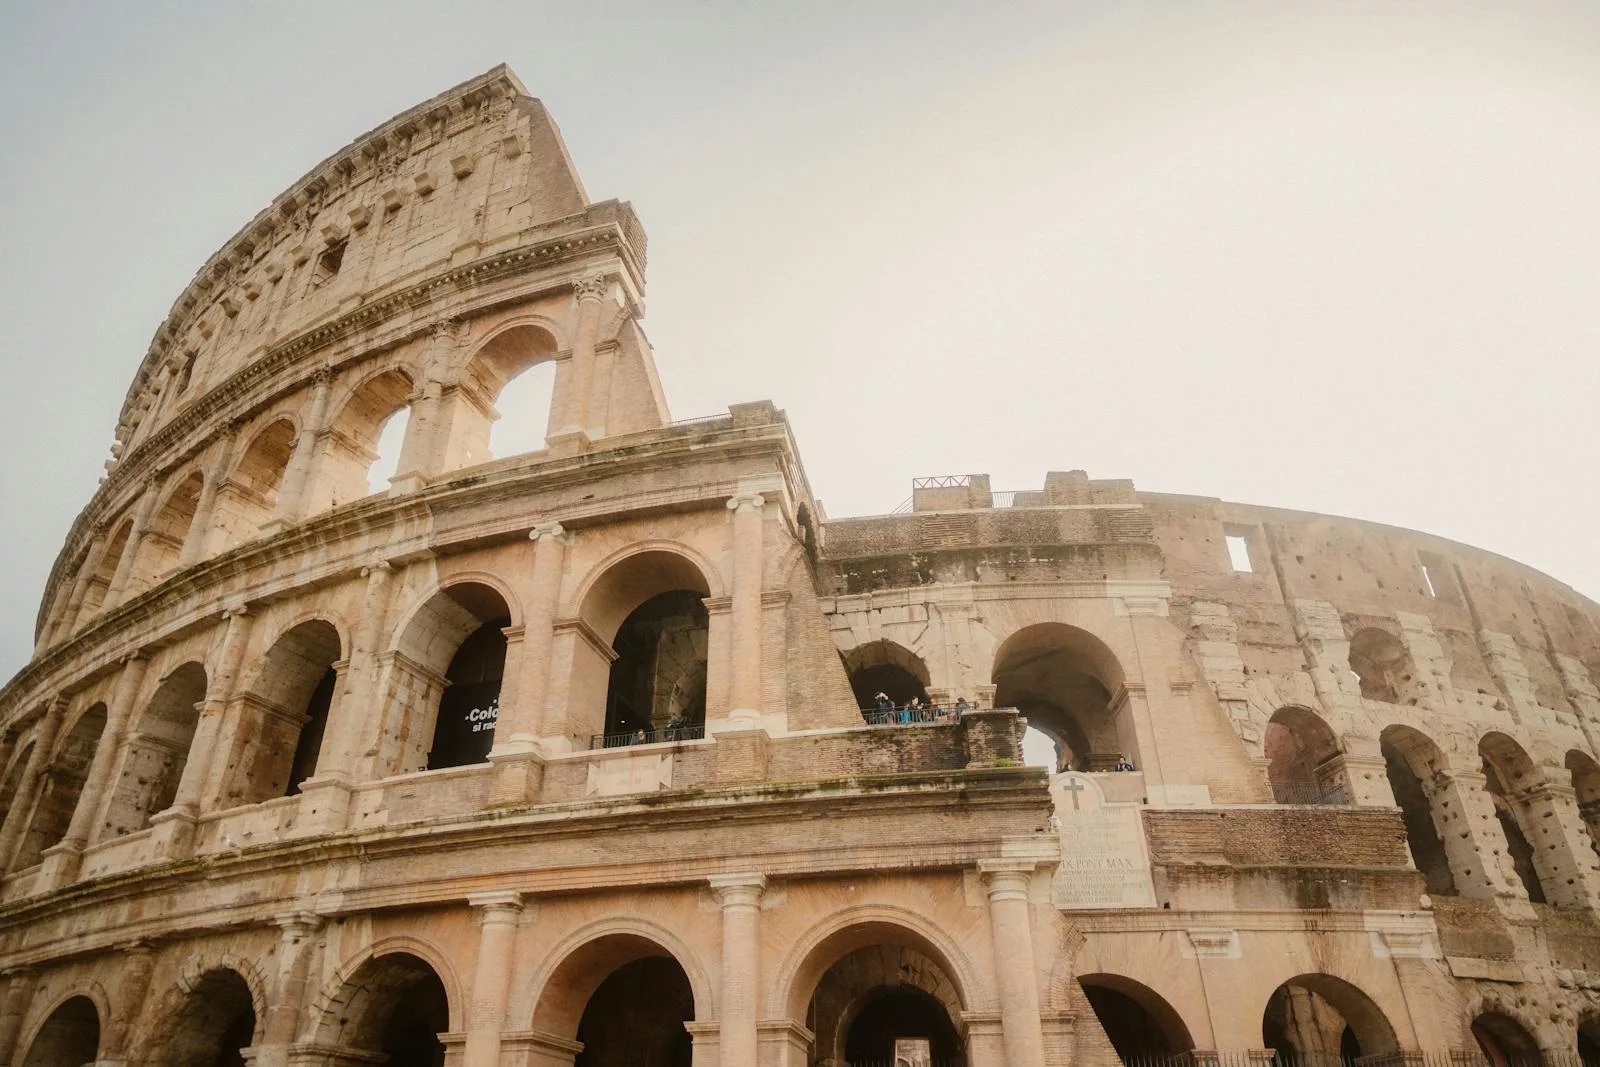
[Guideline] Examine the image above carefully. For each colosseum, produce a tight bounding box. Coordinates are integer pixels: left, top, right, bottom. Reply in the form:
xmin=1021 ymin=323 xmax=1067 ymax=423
xmin=2 ymin=62 xmax=1599 ymax=1067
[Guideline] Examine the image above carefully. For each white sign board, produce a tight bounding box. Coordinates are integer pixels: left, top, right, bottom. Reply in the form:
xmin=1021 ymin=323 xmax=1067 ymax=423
xmin=1050 ymin=772 xmax=1157 ymax=909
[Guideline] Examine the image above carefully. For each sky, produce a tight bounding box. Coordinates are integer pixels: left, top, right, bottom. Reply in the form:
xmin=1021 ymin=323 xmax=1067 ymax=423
xmin=2 ymin=2 xmax=1599 ymax=684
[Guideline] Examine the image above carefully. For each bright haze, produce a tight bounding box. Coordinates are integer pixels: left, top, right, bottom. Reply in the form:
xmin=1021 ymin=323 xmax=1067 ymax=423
xmin=1 ymin=2 xmax=1597 ymax=682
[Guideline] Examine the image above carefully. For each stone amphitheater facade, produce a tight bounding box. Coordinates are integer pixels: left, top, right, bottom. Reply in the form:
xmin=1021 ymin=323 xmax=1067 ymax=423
xmin=2 ymin=64 xmax=1600 ymax=1067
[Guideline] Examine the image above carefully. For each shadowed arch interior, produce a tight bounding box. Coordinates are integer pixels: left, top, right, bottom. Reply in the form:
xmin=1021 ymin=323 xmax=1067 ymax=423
xmin=1263 ymin=707 xmax=1347 ymax=805
xmin=391 ymin=582 xmax=513 ymax=772
xmin=1262 ymin=973 xmax=1399 ymax=1064
xmin=101 ymin=661 xmax=208 ymax=839
xmin=222 ymin=419 xmax=298 ymax=544
xmin=1348 ymin=628 xmax=1411 ymax=704
xmin=319 ymin=368 xmax=415 ymax=509
xmin=149 ymin=968 xmax=256 ymax=1067
xmin=20 ymin=995 xmax=99 ymax=1067
xmin=0 ymin=740 xmax=35 ymax=831
xmin=314 ymin=952 xmax=448 ymax=1067
xmin=993 ymin=623 xmax=1132 ymax=772
xmin=1567 ymin=750 xmax=1600 ymax=861
xmin=139 ymin=470 xmax=205 ymax=581
xmin=469 ymin=324 xmax=560 ymax=462
xmin=1473 ymin=1010 xmax=1542 ymax=1067
xmin=1480 ymin=732 xmax=1549 ymax=904
xmin=842 ymin=639 xmax=930 ymax=713
xmin=12 ymin=704 xmax=107 ymax=872
xmin=232 ymin=620 xmax=343 ymax=804
xmin=531 ymin=932 xmax=698 ymax=1066
xmin=80 ymin=517 xmax=133 ymax=618
xmin=1078 ymin=973 xmax=1194 ymax=1060
xmin=1380 ymin=725 xmax=1457 ymax=896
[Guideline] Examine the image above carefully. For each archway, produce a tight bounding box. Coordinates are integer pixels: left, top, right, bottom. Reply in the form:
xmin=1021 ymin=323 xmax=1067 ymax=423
xmin=1473 ymin=1010 xmax=1542 ymax=1067
xmin=1261 ymin=974 xmax=1399 ymax=1065
xmin=1077 ymin=974 xmax=1193 ymax=1061
xmin=221 ymin=418 xmax=297 ymax=544
xmin=993 ymin=623 xmax=1132 ymax=772
xmin=233 ymin=620 xmax=342 ymax=804
xmin=13 ymin=704 xmax=107 ymax=871
xmin=79 ymin=517 xmax=133 ymax=619
xmin=1380 ymin=725 xmax=1457 ymax=897
xmin=20 ymin=995 xmax=99 ymax=1067
xmin=101 ymin=662 xmax=208 ymax=839
xmin=149 ymin=968 xmax=256 ymax=1067
xmin=316 ymin=368 xmax=415 ymax=509
xmin=314 ymin=952 xmax=450 ymax=1067
xmin=531 ymin=933 xmax=698 ymax=1067
xmin=786 ymin=922 xmax=969 ymax=1067
xmin=1580 ymin=1012 xmax=1600 ymax=1067
xmin=577 ymin=550 xmax=713 ymax=747
xmin=472 ymin=325 xmax=560 ymax=460
xmin=1348 ymin=629 xmax=1411 ymax=704
xmin=138 ymin=471 xmax=205 ymax=582
xmin=0 ymin=741 xmax=34 ymax=831
xmin=391 ymin=582 xmax=513 ymax=773
xmin=1567 ymin=750 xmax=1600 ymax=862
xmin=1264 ymin=708 xmax=1347 ymax=805
xmin=1479 ymin=733 xmax=1550 ymax=904
xmin=842 ymin=640 xmax=930 ymax=717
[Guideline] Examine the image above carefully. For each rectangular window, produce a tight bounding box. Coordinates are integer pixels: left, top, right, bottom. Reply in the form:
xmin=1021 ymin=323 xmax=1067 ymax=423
xmin=1225 ymin=534 xmax=1252 ymax=572
xmin=1416 ymin=550 xmax=1459 ymax=603
xmin=1420 ymin=563 xmax=1438 ymax=598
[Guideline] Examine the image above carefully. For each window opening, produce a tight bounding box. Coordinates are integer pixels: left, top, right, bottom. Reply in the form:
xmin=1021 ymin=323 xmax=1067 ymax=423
xmin=1420 ymin=564 xmax=1438 ymax=598
xmin=367 ymin=407 xmax=410 ymax=494
xmin=1225 ymin=534 xmax=1252 ymax=572
xmin=313 ymin=240 xmax=347 ymax=284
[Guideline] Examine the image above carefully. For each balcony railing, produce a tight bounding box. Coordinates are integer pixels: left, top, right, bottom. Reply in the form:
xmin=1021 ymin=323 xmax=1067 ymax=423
xmin=1268 ymin=779 xmax=1349 ymax=806
xmin=860 ymin=703 xmax=967 ymax=726
xmin=590 ymin=723 xmax=706 ymax=749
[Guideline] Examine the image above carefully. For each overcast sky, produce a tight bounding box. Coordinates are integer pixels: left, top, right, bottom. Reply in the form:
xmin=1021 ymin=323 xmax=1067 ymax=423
xmin=2 ymin=2 xmax=1599 ymax=682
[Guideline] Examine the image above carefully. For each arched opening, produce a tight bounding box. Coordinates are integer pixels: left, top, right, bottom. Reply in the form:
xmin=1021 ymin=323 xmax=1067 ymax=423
xmin=218 ymin=419 xmax=297 ymax=545
xmin=79 ymin=518 xmax=133 ymax=619
xmin=1479 ymin=733 xmax=1550 ymax=905
xmin=1348 ymin=628 xmax=1412 ymax=704
xmin=230 ymin=621 xmax=342 ymax=805
xmin=531 ymin=933 xmax=698 ymax=1067
xmin=101 ymin=662 xmax=207 ymax=839
xmin=464 ymin=324 xmax=560 ymax=468
xmin=391 ymin=582 xmax=512 ymax=773
xmin=12 ymin=704 xmax=107 ymax=871
xmin=788 ymin=922 xmax=969 ymax=1067
xmin=842 ymin=640 xmax=931 ymax=722
xmin=992 ymin=623 xmax=1132 ymax=773
xmin=0 ymin=742 xmax=34 ymax=830
xmin=150 ymin=968 xmax=256 ymax=1067
xmin=1472 ymin=1010 xmax=1542 ymax=1067
xmin=313 ymin=952 xmax=449 ymax=1067
xmin=1264 ymin=707 xmax=1347 ymax=805
xmin=1566 ymin=750 xmax=1600 ymax=862
xmin=1380 ymin=726 xmax=1457 ymax=897
xmin=138 ymin=470 xmax=205 ymax=582
xmin=1261 ymin=974 xmax=1399 ymax=1065
xmin=577 ymin=551 xmax=713 ymax=749
xmin=1578 ymin=1013 xmax=1600 ymax=1067
xmin=1078 ymin=974 xmax=1193 ymax=1061
xmin=316 ymin=368 xmax=415 ymax=510
xmin=20 ymin=995 xmax=99 ymax=1067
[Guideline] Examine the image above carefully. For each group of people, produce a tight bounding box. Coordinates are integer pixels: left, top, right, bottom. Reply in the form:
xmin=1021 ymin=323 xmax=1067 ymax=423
xmin=864 ymin=692 xmax=975 ymax=725
xmin=616 ymin=712 xmax=703 ymax=748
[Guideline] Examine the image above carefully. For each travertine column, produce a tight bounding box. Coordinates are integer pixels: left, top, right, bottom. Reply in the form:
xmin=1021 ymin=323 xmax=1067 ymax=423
xmin=269 ymin=368 xmax=333 ymax=529
xmin=0 ymin=697 xmax=67 ymax=871
xmin=464 ymin=891 xmax=524 ymax=1067
xmin=1424 ymin=769 xmax=1523 ymax=899
xmin=153 ymin=605 xmax=254 ymax=858
xmin=179 ymin=429 xmax=238 ymax=567
xmin=726 ymin=493 xmax=766 ymax=725
xmin=392 ymin=380 xmax=444 ymax=491
xmin=490 ymin=523 xmax=568 ymax=804
xmin=978 ymin=860 xmax=1047 ymax=1067
xmin=1513 ymin=780 xmax=1600 ymax=909
xmin=39 ymin=652 xmax=150 ymax=886
xmin=554 ymin=275 xmax=608 ymax=438
xmin=106 ymin=487 xmax=160 ymax=603
xmin=102 ymin=941 xmax=158 ymax=1061
xmin=256 ymin=912 xmax=324 ymax=1066
xmin=711 ymin=873 xmax=766 ymax=1067
xmin=0 ymin=967 xmax=37 ymax=1065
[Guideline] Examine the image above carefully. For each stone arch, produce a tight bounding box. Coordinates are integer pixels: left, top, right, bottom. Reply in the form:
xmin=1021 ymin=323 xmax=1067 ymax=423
xmin=137 ymin=469 xmax=205 ymax=583
xmin=100 ymin=660 xmax=208 ymax=839
xmin=840 ymin=639 xmax=930 ymax=714
xmin=1472 ymin=1008 xmax=1543 ymax=1066
xmin=79 ymin=516 xmax=133 ymax=619
xmin=527 ymin=919 xmax=711 ymax=1061
xmin=1380 ymin=724 xmax=1458 ymax=897
xmin=569 ymin=545 xmax=719 ymax=746
xmin=1348 ymin=627 xmax=1413 ymax=704
xmin=464 ymin=321 xmax=562 ymax=462
xmin=227 ymin=618 xmax=343 ymax=804
xmin=992 ymin=622 xmax=1132 ymax=772
xmin=1479 ymin=731 xmax=1552 ymax=904
xmin=1577 ymin=1009 xmax=1600 ymax=1065
xmin=1565 ymin=749 xmax=1600 ymax=861
xmin=308 ymin=947 xmax=453 ymax=1066
xmin=0 ymin=739 xmax=36 ymax=830
xmin=12 ymin=702 xmax=108 ymax=871
xmin=1262 ymin=973 xmax=1400 ymax=1061
xmin=318 ymin=365 xmax=416 ymax=510
xmin=1264 ymin=706 xmax=1348 ymax=805
xmin=1076 ymin=972 xmax=1195 ymax=1060
xmin=225 ymin=417 xmax=298 ymax=533
xmin=143 ymin=964 xmax=263 ymax=1067
xmin=388 ymin=581 xmax=514 ymax=773
xmin=19 ymin=993 xmax=101 ymax=1067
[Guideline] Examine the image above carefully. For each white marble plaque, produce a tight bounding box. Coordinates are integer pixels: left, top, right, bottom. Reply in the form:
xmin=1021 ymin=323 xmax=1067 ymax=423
xmin=1050 ymin=772 xmax=1157 ymax=909
xmin=586 ymin=753 xmax=673 ymax=797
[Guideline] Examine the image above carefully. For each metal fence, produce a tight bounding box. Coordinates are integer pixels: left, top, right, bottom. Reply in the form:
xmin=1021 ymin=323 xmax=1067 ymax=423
xmin=1267 ymin=779 xmax=1350 ymax=806
xmin=861 ymin=704 xmax=966 ymax=726
xmin=1116 ymin=1051 xmax=1590 ymax=1067
xmin=589 ymin=723 xmax=706 ymax=749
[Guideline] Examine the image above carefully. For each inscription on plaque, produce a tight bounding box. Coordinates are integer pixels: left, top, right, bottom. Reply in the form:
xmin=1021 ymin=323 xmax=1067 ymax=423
xmin=1050 ymin=772 xmax=1157 ymax=909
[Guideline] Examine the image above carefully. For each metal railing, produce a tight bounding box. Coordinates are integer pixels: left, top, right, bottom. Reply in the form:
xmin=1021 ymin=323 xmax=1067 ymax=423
xmin=1268 ymin=779 xmax=1351 ymax=806
xmin=589 ymin=723 xmax=706 ymax=749
xmin=912 ymin=475 xmax=973 ymax=489
xmin=861 ymin=704 xmax=968 ymax=726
